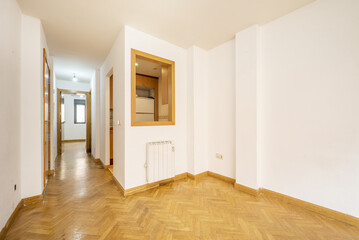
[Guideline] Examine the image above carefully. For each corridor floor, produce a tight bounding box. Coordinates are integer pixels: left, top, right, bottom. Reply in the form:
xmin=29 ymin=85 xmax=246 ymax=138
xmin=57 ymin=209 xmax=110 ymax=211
xmin=6 ymin=142 xmax=359 ymax=239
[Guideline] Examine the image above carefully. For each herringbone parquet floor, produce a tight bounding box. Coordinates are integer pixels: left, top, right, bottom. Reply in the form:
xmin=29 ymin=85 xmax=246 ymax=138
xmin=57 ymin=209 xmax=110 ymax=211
xmin=6 ymin=143 xmax=359 ymax=239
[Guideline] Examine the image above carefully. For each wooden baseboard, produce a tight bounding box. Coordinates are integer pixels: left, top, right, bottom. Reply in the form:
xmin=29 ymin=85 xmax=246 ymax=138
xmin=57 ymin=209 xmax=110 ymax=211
xmin=188 ymin=171 xmax=208 ymax=180
xmin=261 ymin=188 xmax=359 ymax=228
xmin=187 ymin=172 xmax=195 ymax=180
xmin=174 ymin=172 xmax=188 ymax=181
xmin=208 ymin=171 xmax=235 ymax=184
xmin=62 ymin=139 xmax=85 ymax=143
xmin=113 ymin=173 xmax=190 ymax=197
xmin=23 ymin=194 xmax=43 ymax=206
xmin=108 ymin=166 xmax=359 ymax=228
xmin=202 ymin=173 xmax=259 ymax=197
xmin=113 ymin=176 xmax=168 ymax=197
xmin=112 ymin=169 xmax=359 ymax=228
xmin=116 ymin=171 xmax=235 ymax=197
xmin=94 ymin=157 xmax=105 ymax=168
xmin=1 ymin=193 xmax=45 ymax=239
xmin=94 ymin=156 xmax=110 ymax=170
xmin=187 ymin=171 xmax=235 ymax=184
xmin=125 ymin=178 xmax=174 ymax=197
xmin=112 ymin=176 xmax=125 ymax=196
xmin=113 ymin=170 xmax=237 ymax=197
xmin=234 ymin=183 xmax=260 ymax=197
xmin=0 ymin=200 xmax=23 ymax=240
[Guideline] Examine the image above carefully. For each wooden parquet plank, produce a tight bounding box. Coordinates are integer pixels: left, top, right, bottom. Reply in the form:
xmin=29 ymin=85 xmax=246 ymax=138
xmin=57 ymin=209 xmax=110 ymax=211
xmin=5 ymin=142 xmax=359 ymax=239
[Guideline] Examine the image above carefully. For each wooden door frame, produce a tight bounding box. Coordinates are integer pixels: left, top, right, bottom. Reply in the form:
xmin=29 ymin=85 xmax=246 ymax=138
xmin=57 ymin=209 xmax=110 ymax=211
xmin=57 ymin=89 xmax=92 ymax=155
xmin=105 ymin=69 xmax=113 ymax=166
xmin=43 ymin=49 xmax=51 ymax=187
xmin=109 ymin=74 xmax=113 ymax=165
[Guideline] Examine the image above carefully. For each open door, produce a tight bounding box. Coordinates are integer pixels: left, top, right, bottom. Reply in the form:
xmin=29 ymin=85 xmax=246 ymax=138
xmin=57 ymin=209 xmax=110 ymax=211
xmin=43 ymin=49 xmax=51 ymax=187
xmin=85 ymin=91 xmax=91 ymax=153
xmin=110 ymin=75 xmax=113 ymax=165
xmin=57 ymin=89 xmax=62 ymax=155
xmin=57 ymin=89 xmax=91 ymax=155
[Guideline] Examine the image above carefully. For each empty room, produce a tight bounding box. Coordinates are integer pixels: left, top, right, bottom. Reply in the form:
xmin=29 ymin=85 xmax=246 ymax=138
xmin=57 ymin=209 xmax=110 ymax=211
xmin=1 ymin=0 xmax=359 ymax=239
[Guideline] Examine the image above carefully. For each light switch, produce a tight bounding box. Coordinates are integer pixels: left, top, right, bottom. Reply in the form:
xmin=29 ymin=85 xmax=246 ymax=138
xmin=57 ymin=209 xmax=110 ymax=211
xmin=117 ymin=120 xmax=121 ymax=126
xmin=216 ymin=153 xmax=223 ymax=160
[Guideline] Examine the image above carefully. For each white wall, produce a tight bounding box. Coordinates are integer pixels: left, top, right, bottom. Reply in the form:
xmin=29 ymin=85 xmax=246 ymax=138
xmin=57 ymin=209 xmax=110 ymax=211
xmin=0 ymin=0 xmax=22 ymax=230
xmin=100 ymin=28 xmax=125 ymax=186
xmin=56 ymin=79 xmax=91 ymax=92
xmin=261 ymin=0 xmax=359 ymax=217
xmin=186 ymin=48 xmax=194 ymax=175
xmin=123 ymin=27 xmax=188 ymax=189
xmin=0 ymin=2 xmax=54 ymax=229
xmin=20 ymin=15 xmax=50 ymax=199
xmin=187 ymin=46 xmax=209 ymax=175
xmin=100 ymin=26 xmax=189 ymax=189
xmin=94 ymin=0 xmax=359 ymax=219
xmin=235 ymin=25 xmax=261 ymax=189
xmin=208 ymin=40 xmax=236 ymax=179
xmin=62 ymin=94 xmax=86 ymax=140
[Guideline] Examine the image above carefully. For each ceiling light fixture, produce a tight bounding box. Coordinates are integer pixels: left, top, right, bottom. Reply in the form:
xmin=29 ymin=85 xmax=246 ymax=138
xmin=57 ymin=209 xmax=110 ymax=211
xmin=72 ymin=73 xmax=78 ymax=82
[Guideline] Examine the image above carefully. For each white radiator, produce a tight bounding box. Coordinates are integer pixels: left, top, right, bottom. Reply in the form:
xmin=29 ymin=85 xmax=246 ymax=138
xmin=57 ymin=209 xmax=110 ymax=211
xmin=146 ymin=141 xmax=175 ymax=183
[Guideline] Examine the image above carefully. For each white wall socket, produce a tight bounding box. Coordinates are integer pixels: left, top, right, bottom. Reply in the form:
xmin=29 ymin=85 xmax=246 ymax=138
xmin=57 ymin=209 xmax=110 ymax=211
xmin=216 ymin=153 xmax=223 ymax=160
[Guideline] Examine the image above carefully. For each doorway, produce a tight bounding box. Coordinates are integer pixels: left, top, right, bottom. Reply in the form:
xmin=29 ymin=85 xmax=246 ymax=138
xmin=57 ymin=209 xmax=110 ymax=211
xmin=109 ymin=74 xmax=114 ymax=174
xmin=57 ymin=89 xmax=91 ymax=155
xmin=43 ymin=49 xmax=51 ymax=187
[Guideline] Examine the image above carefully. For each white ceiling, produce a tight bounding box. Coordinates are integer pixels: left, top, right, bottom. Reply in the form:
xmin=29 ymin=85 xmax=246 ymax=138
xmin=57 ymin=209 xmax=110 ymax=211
xmin=17 ymin=0 xmax=314 ymax=71
xmin=54 ymin=57 xmax=94 ymax=83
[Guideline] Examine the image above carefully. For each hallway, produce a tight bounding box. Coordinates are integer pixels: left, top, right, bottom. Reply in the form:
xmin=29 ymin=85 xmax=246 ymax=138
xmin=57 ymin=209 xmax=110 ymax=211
xmin=4 ymin=143 xmax=359 ymax=239
xmin=6 ymin=142 xmax=116 ymax=239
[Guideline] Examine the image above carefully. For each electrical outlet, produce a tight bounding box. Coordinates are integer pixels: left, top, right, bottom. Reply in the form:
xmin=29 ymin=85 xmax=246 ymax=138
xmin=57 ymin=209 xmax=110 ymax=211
xmin=216 ymin=153 xmax=223 ymax=160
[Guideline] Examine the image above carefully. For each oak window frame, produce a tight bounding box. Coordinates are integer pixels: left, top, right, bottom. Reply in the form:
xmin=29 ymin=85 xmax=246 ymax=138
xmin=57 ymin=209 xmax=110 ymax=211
xmin=131 ymin=49 xmax=175 ymax=126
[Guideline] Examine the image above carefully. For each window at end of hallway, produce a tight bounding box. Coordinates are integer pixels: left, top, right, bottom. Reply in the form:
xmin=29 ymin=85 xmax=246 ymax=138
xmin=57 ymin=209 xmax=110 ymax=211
xmin=61 ymin=98 xmax=65 ymax=123
xmin=74 ymin=99 xmax=86 ymax=124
